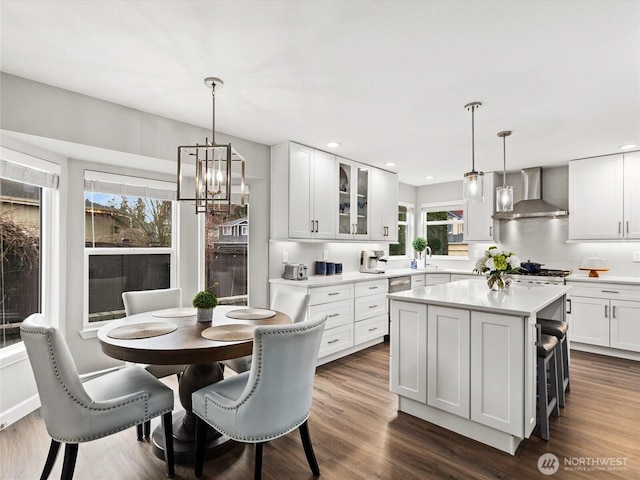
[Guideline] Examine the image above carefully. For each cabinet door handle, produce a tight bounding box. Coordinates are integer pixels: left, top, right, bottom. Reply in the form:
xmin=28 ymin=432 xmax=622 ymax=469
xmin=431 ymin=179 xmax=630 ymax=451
xmin=612 ymin=306 xmax=616 ymax=318
xmin=618 ymin=221 xmax=622 ymax=234
xmin=604 ymin=305 xmax=608 ymax=318
xmin=315 ymin=220 xmax=319 ymax=233
xmin=626 ymin=221 xmax=629 ymax=234
xmin=567 ymin=298 xmax=572 ymax=314
xmin=311 ymin=220 xmax=314 ymax=233
xmin=489 ymin=226 xmax=492 ymax=236
xmin=327 ymin=338 xmax=340 ymax=344
xmin=535 ymin=323 xmax=541 ymax=345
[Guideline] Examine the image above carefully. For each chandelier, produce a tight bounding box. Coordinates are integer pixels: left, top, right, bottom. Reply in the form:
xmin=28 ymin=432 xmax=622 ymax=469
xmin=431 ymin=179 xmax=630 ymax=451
xmin=462 ymin=101 xmax=484 ymax=203
xmin=177 ymin=77 xmax=245 ymax=214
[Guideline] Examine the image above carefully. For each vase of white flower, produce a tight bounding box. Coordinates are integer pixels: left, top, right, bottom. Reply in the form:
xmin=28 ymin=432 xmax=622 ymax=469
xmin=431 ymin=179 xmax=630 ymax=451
xmin=473 ymin=246 xmax=522 ymax=291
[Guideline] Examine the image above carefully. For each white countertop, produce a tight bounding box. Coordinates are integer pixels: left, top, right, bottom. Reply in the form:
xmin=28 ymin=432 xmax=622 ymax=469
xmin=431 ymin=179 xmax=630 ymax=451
xmin=269 ymin=267 xmax=460 ymax=287
xmin=565 ymin=274 xmax=640 ymax=286
xmin=387 ymin=279 xmax=571 ymax=316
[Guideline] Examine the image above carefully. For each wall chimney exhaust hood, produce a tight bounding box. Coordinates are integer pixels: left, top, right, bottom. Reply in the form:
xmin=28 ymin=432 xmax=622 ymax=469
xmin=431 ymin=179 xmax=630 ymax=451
xmin=493 ymin=167 xmax=568 ymax=220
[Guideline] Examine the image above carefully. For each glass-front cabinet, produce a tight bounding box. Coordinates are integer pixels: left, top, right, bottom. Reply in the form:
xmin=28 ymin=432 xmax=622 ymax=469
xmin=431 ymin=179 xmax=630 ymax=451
xmin=337 ymin=158 xmax=369 ymax=239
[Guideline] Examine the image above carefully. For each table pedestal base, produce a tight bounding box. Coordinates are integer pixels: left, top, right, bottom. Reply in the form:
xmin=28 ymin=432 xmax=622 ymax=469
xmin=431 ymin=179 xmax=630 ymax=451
xmin=151 ymin=362 xmax=236 ymax=464
xmin=151 ymin=410 xmax=236 ymax=464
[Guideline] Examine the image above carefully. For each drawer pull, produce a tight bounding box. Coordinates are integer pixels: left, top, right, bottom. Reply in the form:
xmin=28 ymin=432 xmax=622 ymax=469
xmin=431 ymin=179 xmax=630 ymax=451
xmin=369 ymin=305 xmax=379 ymax=309
xmin=369 ymin=286 xmax=379 ymax=290
xmin=567 ymin=298 xmax=572 ymax=314
xmin=328 ymin=292 xmax=340 ymax=296
xmin=601 ymin=290 xmax=619 ymax=294
xmin=327 ymin=313 xmax=340 ymax=318
xmin=604 ymin=305 xmax=608 ymax=318
xmin=368 ymin=327 xmax=378 ymax=332
xmin=612 ymin=306 xmax=616 ymax=318
xmin=327 ymin=339 xmax=340 ymax=344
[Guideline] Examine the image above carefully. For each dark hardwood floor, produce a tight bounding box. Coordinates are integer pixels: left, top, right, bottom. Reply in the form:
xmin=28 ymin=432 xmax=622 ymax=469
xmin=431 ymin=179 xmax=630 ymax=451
xmin=1 ymin=343 xmax=639 ymax=479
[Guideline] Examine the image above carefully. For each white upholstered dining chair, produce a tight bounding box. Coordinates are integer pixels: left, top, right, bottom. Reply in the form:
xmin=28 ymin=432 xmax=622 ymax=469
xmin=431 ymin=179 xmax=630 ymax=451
xmin=21 ymin=314 xmax=175 ymax=479
xmin=192 ymin=315 xmax=327 ymax=480
xmin=122 ymin=287 xmax=186 ymax=440
xmin=221 ymin=289 xmax=311 ymax=374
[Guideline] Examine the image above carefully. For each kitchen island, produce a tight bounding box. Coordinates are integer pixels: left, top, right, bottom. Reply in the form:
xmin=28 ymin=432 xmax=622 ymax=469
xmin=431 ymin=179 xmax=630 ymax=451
xmin=388 ymin=279 xmax=571 ymax=454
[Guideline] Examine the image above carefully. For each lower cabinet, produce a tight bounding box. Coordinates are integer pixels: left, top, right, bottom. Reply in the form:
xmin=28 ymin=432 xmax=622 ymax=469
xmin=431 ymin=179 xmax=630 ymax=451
xmin=390 ymin=300 xmax=532 ymax=438
xmin=567 ymin=282 xmax=640 ymax=354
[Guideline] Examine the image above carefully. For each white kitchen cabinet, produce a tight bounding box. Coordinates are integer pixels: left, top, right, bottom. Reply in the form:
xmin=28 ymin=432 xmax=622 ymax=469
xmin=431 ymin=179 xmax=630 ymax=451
xmin=354 ymin=279 xmax=388 ymax=343
xmin=271 ymin=142 xmax=335 ymax=240
xmin=464 ymin=172 xmax=500 ymax=242
xmin=567 ymin=281 xmax=640 ymax=354
xmin=336 ymin=158 xmax=370 ymax=240
xmin=390 ymin=300 xmax=427 ymax=402
xmin=370 ymin=168 xmax=399 ymax=241
xmin=425 ymin=273 xmax=450 ymax=285
xmin=411 ymin=274 xmax=426 ymax=288
xmin=470 ymin=310 xmax=527 ymax=437
xmin=569 ymin=152 xmax=639 ymax=240
xmin=427 ymin=306 xmax=470 ymax=418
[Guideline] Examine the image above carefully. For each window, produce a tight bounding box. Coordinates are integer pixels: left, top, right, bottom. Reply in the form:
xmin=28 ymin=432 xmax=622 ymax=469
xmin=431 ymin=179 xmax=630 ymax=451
xmin=205 ymin=205 xmax=248 ymax=306
xmin=84 ymin=171 xmax=176 ymax=324
xmin=390 ymin=203 xmax=414 ymax=257
xmin=421 ymin=202 xmax=468 ymax=257
xmin=1 ymin=156 xmax=59 ymax=349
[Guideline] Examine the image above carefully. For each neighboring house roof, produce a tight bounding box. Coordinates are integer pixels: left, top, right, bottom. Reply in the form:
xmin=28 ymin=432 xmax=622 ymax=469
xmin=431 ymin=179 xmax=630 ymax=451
xmin=218 ymin=217 xmax=248 ymax=227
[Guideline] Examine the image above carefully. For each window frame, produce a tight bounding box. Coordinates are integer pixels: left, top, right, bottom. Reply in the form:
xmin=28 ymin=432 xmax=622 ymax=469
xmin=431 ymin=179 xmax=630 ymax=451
xmin=389 ymin=201 xmax=414 ymax=258
xmin=0 ymin=151 xmax=60 ymax=357
xmin=420 ymin=200 xmax=469 ymax=259
xmin=82 ymin=172 xmax=178 ymax=329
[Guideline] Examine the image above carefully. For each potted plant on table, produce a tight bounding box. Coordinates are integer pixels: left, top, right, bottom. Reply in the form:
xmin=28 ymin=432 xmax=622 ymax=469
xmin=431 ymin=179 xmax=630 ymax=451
xmin=192 ymin=290 xmax=218 ymax=323
xmin=412 ymin=237 xmax=429 ymax=268
xmin=473 ymin=245 xmax=522 ymax=290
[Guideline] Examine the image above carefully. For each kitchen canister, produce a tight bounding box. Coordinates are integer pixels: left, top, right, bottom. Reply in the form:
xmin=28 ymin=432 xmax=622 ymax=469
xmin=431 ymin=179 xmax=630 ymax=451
xmin=315 ymin=261 xmax=327 ymax=276
xmin=335 ymin=263 xmax=343 ymax=274
xmin=326 ymin=262 xmax=335 ymax=275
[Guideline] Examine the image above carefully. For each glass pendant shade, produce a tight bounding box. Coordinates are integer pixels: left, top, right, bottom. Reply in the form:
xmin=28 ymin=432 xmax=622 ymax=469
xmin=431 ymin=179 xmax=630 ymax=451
xmin=463 ymin=101 xmax=484 ymax=203
xmin=495 ymin=130 xmax=513 ymax=212
xmin=496 ymin=185 xmax=513 ymax=212
xmin=463 ymin=171 xmax=484 ymax=203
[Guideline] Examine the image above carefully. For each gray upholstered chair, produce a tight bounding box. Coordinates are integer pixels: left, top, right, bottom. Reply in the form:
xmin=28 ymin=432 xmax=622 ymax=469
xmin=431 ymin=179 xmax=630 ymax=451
xmin=221 ymin=290 xmax=310 ymax=374
xmin=20 ymin=314 xmax=175 ymax=479
xmin=122 ymin=287 xmax=187 ymax=440
xmin=192 ymin=316 xmax=327 ymax=480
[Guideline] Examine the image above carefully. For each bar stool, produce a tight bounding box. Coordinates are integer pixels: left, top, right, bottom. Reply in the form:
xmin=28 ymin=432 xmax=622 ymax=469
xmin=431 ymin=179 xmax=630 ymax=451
xmin=539 ymin=319 xmax=570 ymax=407
xmin=537 ymin=333 xmax=561 ymax=441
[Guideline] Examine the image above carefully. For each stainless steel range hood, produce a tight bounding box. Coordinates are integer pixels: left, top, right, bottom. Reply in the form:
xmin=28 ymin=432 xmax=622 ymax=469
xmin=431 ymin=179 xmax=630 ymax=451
xmin=493 ymin=167 xmax=568 ymax=220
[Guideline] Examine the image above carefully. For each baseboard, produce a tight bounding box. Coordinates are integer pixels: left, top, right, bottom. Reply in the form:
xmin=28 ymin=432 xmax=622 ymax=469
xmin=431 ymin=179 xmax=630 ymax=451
xmin=571 ymin=343 xmax=640 ymax=362
xmin=0 ymin=394 xmax=40 ymax=431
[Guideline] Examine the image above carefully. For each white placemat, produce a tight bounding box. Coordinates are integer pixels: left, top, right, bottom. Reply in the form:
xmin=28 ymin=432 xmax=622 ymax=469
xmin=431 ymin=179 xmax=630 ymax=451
xmin=107 ymin=322 xmax=178 ymax=339
xmin=225 ymin=308 xmax=277 ymax=320
xmin=151 ymin=308 xmax=197 ymax=318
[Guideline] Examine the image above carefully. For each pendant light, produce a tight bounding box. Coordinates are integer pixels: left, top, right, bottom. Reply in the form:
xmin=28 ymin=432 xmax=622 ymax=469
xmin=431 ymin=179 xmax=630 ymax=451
xmin=462 ymin=101 xmax=484 ymax=203
xmin=496 ymin=130 xmax=514 ymax=212
xmin=177 ymin=77 xmax=246 ymax=214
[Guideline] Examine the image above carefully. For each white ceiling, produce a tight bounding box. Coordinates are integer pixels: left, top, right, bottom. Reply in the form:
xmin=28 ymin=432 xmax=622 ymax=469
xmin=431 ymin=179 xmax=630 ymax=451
xmin=1 ymin=0 xmax=638 ymax=186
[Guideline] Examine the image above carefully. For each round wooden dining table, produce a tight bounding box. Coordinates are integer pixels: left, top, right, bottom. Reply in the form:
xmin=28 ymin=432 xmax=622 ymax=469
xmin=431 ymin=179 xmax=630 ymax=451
xmin=97 ymin=305 xmax=291 ymax=464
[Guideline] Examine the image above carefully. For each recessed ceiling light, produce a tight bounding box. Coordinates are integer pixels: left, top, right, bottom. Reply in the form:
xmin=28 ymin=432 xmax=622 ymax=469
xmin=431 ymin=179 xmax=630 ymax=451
xmin=425 ymin=175 xmax=435 ymax=180
xmin=619 ymin=143 xmax=638 ymax=150
xmin=327 ymin=142 xmax=341 ymax=148
xmin=385 ymin=162 xmax=396 ymax=167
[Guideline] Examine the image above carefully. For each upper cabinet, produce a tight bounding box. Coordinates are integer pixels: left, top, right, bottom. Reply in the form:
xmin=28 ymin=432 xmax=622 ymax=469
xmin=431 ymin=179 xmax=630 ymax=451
xmin=336 ymin=158 xmax=370 ymax=240
xmin=271 ymin=142 xmax=336 ymax=240
xmin=370 ymin=168 xmax=399 ymax=241
xmin=271 ymin=142 xmax=398 ymax=242
xmin=569 ymin=152 xmax=639 ymax=240
xmin=464 ymin=172 xmax=499 ymax=242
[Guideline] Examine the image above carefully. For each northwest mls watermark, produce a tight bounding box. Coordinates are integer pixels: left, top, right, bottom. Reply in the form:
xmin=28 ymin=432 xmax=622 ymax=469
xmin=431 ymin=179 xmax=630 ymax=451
xmin=538 ymin=453 xmax=629 ymax=475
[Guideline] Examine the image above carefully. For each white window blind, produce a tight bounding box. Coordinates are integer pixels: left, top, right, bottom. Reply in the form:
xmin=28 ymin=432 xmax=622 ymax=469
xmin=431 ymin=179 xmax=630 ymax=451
xmin=84 ymin=170 xmax=176 ymax=201
xmin=0 ymin=159 xmax=59 ymax=189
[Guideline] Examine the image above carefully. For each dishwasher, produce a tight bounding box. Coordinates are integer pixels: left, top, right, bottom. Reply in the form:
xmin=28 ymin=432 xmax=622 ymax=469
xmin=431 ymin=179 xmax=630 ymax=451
xmin=386 ymin=276 xmax=412 ymax=340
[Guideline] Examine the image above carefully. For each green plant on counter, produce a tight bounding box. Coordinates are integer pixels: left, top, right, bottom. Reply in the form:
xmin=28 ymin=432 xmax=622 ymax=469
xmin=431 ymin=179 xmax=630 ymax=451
xmin=412 ymin=237 xmax=428 ymax=257
xmin=192 ymin=290 xmax=218 ymax=309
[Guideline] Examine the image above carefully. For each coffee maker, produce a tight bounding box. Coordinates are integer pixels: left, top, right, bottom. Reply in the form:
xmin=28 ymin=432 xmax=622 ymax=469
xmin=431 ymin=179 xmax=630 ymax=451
xmin=360 ymin=250 xmax=387 ymax=274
